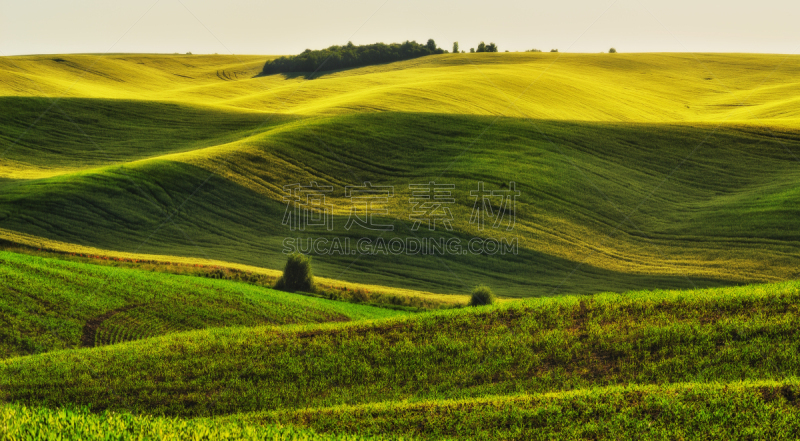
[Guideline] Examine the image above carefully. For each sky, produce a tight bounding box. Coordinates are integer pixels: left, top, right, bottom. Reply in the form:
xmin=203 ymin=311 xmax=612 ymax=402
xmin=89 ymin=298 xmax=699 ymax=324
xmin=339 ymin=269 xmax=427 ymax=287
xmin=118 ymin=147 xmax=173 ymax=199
xmin=1 ymin=0 xmax=798 ymax=56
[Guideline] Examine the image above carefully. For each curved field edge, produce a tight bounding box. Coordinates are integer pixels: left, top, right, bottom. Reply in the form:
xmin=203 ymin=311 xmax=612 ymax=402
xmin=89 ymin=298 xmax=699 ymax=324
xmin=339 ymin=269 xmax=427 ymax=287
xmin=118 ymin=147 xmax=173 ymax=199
xmin=1 ymin=279 xmax=799 ymax=416
xmin=0 ymin=403 xmax=404 ymax=441
xmin=237 ymin=380 xmax=800 ymax=440
xmin=0 ymin=250 xmax=407 ymax=359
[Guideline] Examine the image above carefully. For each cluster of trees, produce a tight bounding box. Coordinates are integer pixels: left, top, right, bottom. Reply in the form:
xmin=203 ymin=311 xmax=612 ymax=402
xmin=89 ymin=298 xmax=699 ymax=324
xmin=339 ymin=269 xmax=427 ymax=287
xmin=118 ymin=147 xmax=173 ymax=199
xmin=262 ymin=39 xmax=445 ymax=75
xmin=473 ymin=41 xmax=499 ymax=52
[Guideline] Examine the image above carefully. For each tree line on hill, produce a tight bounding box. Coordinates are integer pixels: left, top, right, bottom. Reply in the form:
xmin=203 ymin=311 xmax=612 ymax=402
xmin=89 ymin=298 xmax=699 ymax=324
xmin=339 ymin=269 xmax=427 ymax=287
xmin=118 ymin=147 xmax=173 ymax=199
xmin=261 ymin=39 xmax=616 ymax=75
xmin=261 ymin=39 xmax=505 ymax=75
xmin=261 ymin=39 xmax=446 ymax=75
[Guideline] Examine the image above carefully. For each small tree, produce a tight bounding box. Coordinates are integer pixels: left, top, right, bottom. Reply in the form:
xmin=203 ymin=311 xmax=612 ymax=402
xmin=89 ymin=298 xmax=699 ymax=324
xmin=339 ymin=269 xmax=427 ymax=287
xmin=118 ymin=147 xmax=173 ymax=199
xmin=274 ymin=253 xmax=315 ymax=293
xmin=426 ymin=39 xmax=437 ymax=52
xmin=477 ymin=41 xmax=486 ymax=53
xmin=550 ymin=48 xmax=558 ymax=52
xmin=486 ymin=42 xmax=498 ymax=52
xmin=469 ymin=285 xmax=496 ymax=306
xmin=453 ymin=41 xmax=459 ymax=53
xmin=470 ymin=48 xmax=475 ymax=53
xmin=609 ymin=47 xmax=617 ymax=53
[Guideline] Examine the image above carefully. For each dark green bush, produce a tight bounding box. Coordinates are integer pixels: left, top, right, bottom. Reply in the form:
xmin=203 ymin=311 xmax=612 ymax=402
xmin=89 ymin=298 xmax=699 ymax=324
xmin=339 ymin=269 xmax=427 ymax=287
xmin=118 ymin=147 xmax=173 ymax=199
xmin=274 ymin=253 xmax=315 ymax=293
xmin=609 ymin=47 xmax=617 ymax=53
xmin=469 ymin=285 xmax=496 ymax=306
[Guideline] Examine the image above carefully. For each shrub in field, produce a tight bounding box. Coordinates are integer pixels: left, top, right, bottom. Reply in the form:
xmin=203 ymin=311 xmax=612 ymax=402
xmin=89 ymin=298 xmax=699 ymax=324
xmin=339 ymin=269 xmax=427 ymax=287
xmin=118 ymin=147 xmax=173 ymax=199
xmin=469 ymin=285 xmax=495 ymax=306
xmin=452 ymin=41 xmax=459 ymax=53
xmin=351 ymin=288 xmax=371 ymax=303
xmin=609 ymin=47 xmax=617 ymax=53
xmin=274 ymin=253 xmax=316 ymax=293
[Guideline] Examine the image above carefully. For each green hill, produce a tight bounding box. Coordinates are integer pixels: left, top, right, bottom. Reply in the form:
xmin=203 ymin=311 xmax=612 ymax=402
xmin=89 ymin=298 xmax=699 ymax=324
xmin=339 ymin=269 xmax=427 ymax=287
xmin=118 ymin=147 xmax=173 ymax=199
xmin=0 ymin=251 xmax=405 ymax=359
xmin=1 ymin=279 xmax=799 ymax=437
xmin=1 ymin=53 xmax=800 ymax=297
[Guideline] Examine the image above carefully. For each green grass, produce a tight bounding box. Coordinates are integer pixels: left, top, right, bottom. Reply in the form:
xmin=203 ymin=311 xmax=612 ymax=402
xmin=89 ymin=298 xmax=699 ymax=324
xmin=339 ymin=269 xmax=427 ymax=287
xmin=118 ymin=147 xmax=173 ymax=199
xmin=3 ymin=52 xmax=800 ymax=438
xmin=0 ymin=96 xmax=299 ymax=178
xmin=4 ymin=111 xmax=800 ymax=297
xmin=0 ymin=403 xmax=403 ymax=441
xmin=2 ymin=280 xmax=799 ymax=419
xmin=0 ymin=251 xmax=406 ymax=359
xmin=1 ymin=53 xmax=800 ymax=298
xmin=245 ymin=381 xmax=800 ymax=440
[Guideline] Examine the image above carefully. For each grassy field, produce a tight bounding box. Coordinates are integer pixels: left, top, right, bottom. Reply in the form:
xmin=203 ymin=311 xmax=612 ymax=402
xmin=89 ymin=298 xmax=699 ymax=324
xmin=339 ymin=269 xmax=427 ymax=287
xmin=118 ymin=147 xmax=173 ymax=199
xmin=2 ymin=51 xmax=800 ymax=438
xmin=251 ymin=381 xmax=800 ymax=440
xmin=1 ymin=53 xmax=800 ymax=297
xmin=0 ymin=402 xmax=401 ymax=441
xmin=1 ymin=278 xmax=799 ymax=438
xmin=0 ymin=250 xmax=406 ymax=359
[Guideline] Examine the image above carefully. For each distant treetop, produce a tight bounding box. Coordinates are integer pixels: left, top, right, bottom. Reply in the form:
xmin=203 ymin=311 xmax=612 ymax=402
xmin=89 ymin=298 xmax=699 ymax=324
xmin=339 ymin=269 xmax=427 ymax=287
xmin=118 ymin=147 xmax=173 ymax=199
xmin=475 ymin=41 xmax=499 ymax=53
xmin=261 ymin=40 xmax=445 ymax=76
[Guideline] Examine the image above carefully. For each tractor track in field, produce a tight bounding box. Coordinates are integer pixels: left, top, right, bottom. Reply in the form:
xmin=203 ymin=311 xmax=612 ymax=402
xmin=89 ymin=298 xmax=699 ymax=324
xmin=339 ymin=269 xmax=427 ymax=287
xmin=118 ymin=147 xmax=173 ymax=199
xmin=80 ymin=304 xmax=145 ymax=348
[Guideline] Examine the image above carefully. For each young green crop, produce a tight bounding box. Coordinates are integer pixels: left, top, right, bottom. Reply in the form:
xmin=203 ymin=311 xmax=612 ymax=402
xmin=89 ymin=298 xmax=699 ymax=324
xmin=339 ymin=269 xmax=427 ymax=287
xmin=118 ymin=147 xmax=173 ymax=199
xmin=2 ymin=54 xmax=800 ymax=297
xmin=248 ymin=380 xmax=800 ymax=440
xmin=2 ymin=280 xmax=799 ymax=418
xmin=0 ymin=251 xmax=406 ymax=359
xmin=0 ymin=403 xmax=405 ymax=441
xmin=4 ymin=111 xmax=799 ymax=297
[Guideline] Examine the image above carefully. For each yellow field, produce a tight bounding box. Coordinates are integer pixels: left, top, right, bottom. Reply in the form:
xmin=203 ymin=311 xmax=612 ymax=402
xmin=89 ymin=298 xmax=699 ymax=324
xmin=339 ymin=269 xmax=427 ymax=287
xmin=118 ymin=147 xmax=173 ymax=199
xmin=2 ymin=53 xmax=799 ymax=123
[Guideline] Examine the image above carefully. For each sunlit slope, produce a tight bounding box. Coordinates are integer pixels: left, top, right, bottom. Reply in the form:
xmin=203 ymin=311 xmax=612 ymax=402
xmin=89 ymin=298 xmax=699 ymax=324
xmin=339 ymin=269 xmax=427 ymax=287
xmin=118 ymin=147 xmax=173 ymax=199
xmin=1 ymin=111 xmax=799 ymax=295
xmin=0 ymin=96 xmax=299 ymax=179
xmin=0 ymin=251 xmax=405 ymax=359
xmin=2 ymin=53 xmax=800 ymax=123
xmin=2 ymin=280 xmax=799 ymax=417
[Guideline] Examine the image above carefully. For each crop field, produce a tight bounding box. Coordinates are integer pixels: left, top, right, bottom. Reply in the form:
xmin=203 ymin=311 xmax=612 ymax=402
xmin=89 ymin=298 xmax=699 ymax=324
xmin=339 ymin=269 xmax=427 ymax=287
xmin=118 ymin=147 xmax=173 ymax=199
xmin=2 ymin=53 xmax=800 ymax=296
xmin=1 ymin=50 xmax=800 ymax=439
xmin=0 ymin=402 xmax=398 ymax=441
xmin=2 ymin=279 xmax=800 ymax=438
xmin=0 ymin=251 xmax=406 ymax=359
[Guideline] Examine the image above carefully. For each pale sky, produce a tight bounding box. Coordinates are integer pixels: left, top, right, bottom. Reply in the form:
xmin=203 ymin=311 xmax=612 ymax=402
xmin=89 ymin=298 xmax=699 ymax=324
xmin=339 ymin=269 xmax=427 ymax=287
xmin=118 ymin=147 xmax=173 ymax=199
xmin=1 ymin=0 xmax=798 ymax=56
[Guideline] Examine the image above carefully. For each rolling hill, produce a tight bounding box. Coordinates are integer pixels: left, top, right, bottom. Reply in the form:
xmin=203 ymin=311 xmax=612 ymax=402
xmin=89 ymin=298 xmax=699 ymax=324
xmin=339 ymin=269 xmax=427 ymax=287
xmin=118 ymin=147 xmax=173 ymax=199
xmin=0 ymin=53 xmax=799 ymax=295
xmin=2 ymin=50 xmax=800 ymax=440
